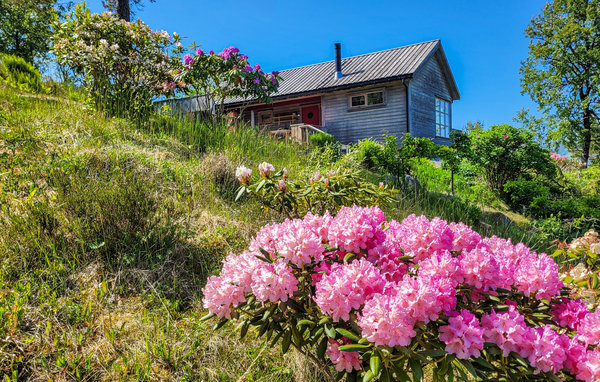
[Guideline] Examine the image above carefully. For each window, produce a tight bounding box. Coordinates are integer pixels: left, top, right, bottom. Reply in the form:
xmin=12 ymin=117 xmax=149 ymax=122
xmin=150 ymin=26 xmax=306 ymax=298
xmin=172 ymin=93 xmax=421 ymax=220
xmin=349 ymin=90 xmax=384 ymax=109
xmin=435 ymin=98 xmax=451 ymax=138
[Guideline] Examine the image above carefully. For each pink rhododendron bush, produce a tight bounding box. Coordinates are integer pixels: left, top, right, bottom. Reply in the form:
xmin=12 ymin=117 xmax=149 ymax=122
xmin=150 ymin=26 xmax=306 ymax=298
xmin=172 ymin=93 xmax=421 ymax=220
xmin=202 ymin=206 xmax=600 ymax=381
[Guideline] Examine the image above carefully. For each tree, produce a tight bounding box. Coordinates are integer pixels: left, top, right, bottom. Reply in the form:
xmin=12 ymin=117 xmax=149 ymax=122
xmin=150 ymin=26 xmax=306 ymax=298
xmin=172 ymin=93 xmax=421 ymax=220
xmin=0 ymin=0 xmax=58 ymax=64
xmin=102 ymin=0 xmax=156 ymax=21
xmin=521 ymin=0 xmax=600 ymax=166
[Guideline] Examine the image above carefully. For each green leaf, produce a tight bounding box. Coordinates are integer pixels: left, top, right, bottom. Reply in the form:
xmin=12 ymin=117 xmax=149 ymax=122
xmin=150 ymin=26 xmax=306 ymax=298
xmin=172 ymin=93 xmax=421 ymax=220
xmin=362 ymin=370 xmax=375 ymax=382
xmin=199 ymin=313 xmax=216 ymax=322
xmin=240 ymin=321 xmax=250 ymax=339
xmin=418 ymin=349 xmax=446 ymax=358
xmin=390 ymin=363 xmax=411 ymax=382
xmin=458 ymin=359 xmax=478 ymax=379
xmin=336 ymin=328 xmax=360 ymax=342
xmin=213 ymin=318 xmax=228 ymax=330
xmin=370 ymin=354 xmax=381 ymax=376
xmin=408 ymin=358 xmax=422 ymax=382
xmin=281 ymin=329 xmax=292 ymax=354
xmin=317 ymin=336 xmax=329 ymax=359
xmin=235 ymin=186 xmax=246 ymax=201
xmin=291 ymin=323 xmax=303 ymax=346
xmin=338 ymin=344 xmax=371 ymax=352
xmin=473 ymin=357 xmax=494 ymax=371
xmin=343 ymin=252 xmax=356 ymax=263
xmin=325 ymin=324 xmax=337 ymax=339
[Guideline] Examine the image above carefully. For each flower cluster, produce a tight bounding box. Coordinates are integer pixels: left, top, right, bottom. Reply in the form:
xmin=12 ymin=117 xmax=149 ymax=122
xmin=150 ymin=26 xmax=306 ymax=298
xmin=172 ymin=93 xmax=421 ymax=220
xmin=203 ymin=206 xmax=599 ymax=380
xmin=551 ymin=152 xmax=568 ymax=162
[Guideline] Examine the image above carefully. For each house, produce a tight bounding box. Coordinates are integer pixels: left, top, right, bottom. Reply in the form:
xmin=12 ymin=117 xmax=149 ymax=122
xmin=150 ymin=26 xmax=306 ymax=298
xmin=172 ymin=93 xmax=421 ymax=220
xmin=165 ymin=40 xmax=460 ymax=145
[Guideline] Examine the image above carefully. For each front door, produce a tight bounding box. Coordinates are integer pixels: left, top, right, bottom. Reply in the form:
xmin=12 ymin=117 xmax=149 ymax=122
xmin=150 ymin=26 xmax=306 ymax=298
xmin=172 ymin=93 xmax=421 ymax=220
xmin=301 ymin=105 xmax=320 ymax=126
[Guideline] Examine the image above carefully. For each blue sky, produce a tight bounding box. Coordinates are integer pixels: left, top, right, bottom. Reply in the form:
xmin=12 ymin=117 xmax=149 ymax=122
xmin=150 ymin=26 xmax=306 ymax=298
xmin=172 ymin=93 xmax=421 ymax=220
xmin=86 ymin=0 xmax=548 ymax=130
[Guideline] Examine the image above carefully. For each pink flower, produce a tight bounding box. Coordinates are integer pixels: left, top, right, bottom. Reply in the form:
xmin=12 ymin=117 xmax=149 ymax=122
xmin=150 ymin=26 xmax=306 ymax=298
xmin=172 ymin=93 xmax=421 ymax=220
xmin=358 ymin=293 xmax=416 ymax=347
xmin=276 ymin=179 xmax=287 ymax=192
xmin=439 ymin=310 xmax=484 ymax=359
xmin=235 ymin=165 xmax=252 ymax=185
xmin=302 ymin=211 xmax=332 ymax=242
xmin=258 ymin=161 xmax=275 ymax=178
xmin=481 ymin=305 xmax=533 ymax=358
xmin=503 ymin=135 xmax=508 ymax=139
xmin=220 ymin=251 xmax=261 ymax=292
xmin=327 ymin=206 xmax=386 ymax=256
xmin=577 ymin=349 xmax=600 ymax=382
xmin=458 ymin=246 xmax=501 ymax=290
xmin=528 ymin=325 xmax=566 ymax=374
xmin=448 ymin=222 xmax=481 ymax=252
xmin=275 ymin=219 xmax=324 ymax=266
xmin=417 ymin=250 xmax=461 ymax=285
xmin=253 ymin=78 xmax=260 ymax=84
xmin=389 ymin=215 xmax=454 ymax=262
xmin=513 ymin=252 xmax=562 ymax=300
xmin=244 ymin=64 xmax=253 ymax=72
xmin=250 ymin=259 xmax=298 ymax=303
xmin=254 ymin=63 xmax=261 ymax=70
xmin=202 ymin=275 xmax=245 ymax=318
xmin=183 ymin=54 xmax=194 ymax=65
xmin=576 ymin=310 xmax=600 ymax=346
xmin=326 ymin=339 xmax=362 ymax=372
xmin=551 ymin=298 xmax=589 ymax=330
xmin=314 ymin=258 xmax=386 ymax=321
xmin=195 ymin=48 xmax=204 ymax=56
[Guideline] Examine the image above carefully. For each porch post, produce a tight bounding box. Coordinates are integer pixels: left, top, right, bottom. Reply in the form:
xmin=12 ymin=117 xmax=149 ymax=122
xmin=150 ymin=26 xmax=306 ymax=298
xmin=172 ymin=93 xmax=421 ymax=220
xmin=250 ymin=110 xmax=255 ymax=127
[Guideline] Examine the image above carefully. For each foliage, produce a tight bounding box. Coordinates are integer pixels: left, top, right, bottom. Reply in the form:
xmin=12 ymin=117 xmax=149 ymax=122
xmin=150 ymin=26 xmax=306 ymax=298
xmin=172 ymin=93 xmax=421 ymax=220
xmin=503 ymin=179 xmax=550 ymax=212
xmin=203 ymin=206 xmax=600 ymax=382
xmin=0 ymin=0 xmax=58 ymax=64
xmin=461 ymin=124 xmax=557 ymax=193
xmin=235 ymin=162 xmax=397 ymax=219
xmin=521 ymin=0 xmax=600 ymax=165
xmin=309 ymin=132 xmax=336 ymax=148
xmin=0 ymin=54 xmax=44 ymax=93
xmin=566 ymin=165 xmax=600 ymax=196
xmin=53 ymin=4 xmax=183 ymax=120
xmin=176 ymin=45 xmax=280 ymax=114
xmin=355 ymin=138 xmax=382 ymax=170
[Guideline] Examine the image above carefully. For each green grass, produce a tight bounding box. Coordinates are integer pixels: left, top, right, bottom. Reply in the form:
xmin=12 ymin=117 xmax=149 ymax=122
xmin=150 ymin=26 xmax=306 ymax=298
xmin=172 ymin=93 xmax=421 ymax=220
xmin=0 ymin=84 xmax=554 ymax=380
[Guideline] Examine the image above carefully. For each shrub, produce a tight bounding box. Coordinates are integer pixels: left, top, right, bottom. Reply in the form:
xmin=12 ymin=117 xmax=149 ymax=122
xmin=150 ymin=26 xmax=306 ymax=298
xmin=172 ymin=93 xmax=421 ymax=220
xmin=462 ymin=124 xmax=557 ymax=193
xmin=235 ymin=162 xmax=397 ymax=219
xmin=176 ymin=45 xmax=280 ymax=113
xmin=309 ymin=132 xmax=336 ymax=148
xmin=355 ymin=138 xmax=382 ymax=170
xmin=503 ymin=179 xmax=550 ymax=211
xmin=0 ymin=54 xmax=44 ymax=93
xmin=202 ymin=206 xmax=599 ymax=381
xmin=53 ymin=4 xmax=183 ymax=120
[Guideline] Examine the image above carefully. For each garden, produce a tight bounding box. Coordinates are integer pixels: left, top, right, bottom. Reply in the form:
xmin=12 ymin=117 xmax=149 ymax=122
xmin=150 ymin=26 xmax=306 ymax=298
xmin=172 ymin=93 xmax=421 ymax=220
xmin=0 ymin=0 xmax=599 ymax=381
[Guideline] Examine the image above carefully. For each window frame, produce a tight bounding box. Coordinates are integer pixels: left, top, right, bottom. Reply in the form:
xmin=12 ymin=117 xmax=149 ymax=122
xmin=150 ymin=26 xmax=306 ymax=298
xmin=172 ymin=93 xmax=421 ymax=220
xmin=435 ymin=97 xmax=451 ymax=138
xmin=348 ymin=89 xmax=386 ymax=110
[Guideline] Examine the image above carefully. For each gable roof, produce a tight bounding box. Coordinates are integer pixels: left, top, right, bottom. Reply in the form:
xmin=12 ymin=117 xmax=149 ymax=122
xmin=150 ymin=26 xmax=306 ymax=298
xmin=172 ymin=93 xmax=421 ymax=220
xmin=225 ymin=39 xmax=460 ymax=106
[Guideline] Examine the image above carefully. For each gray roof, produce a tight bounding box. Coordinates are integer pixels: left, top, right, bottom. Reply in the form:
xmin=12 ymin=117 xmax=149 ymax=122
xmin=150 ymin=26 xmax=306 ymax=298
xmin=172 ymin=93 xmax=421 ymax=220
xmin=225 ymin=39 xmax=459 ymax=105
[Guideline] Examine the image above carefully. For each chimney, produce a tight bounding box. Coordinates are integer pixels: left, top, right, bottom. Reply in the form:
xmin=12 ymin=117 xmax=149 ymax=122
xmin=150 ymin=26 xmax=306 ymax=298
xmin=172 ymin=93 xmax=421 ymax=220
xmin=334 ymin=43 xmax=342 ymax=79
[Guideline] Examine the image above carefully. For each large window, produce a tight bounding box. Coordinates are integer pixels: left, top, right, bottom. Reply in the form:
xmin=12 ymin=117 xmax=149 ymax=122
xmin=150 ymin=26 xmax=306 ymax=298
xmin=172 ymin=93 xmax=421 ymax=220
xmin=435 ymin=97 xmax=451 ymax=138
xmin=349 ymin=90 xmax=385 ymax=109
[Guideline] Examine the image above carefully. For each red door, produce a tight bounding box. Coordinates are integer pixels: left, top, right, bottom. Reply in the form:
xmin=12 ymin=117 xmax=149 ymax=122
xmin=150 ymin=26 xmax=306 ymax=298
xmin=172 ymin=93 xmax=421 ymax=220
xmin=301 ymin=105 xmax=320 ymax=126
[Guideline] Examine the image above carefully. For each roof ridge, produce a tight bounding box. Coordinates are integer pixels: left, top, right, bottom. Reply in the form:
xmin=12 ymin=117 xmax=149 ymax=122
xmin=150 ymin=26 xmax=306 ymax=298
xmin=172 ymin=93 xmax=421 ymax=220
xmin=274 ymin=39 xmax=440 ymax=73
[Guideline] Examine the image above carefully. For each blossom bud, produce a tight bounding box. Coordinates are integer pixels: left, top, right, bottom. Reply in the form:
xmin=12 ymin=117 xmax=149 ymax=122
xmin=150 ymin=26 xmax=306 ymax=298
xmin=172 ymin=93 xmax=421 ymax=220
xmin=258 ymin=162 xmax=275 ymax=178
xmin=235 ymin=165 xmax=252 ymax=185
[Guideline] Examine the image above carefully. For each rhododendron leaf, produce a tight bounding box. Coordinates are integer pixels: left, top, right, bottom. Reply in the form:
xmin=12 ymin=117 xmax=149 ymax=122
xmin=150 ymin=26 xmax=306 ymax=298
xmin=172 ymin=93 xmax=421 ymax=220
xmin=235 ymin=186 xmax=245 ymax=201
xmin=255 ymin=179 xmax=267 ymax=192
xmin=335 ymin=371 xmax=345 ymax=381
xmin=199 ymin=313 xmax=215 ymax=322
xmin=298 ymin=319 xmax=315 ymax=327
xmin=343 ymin=253 xmax=356 ymax=263
xmin=575 ymin=278 xmax=589 ymax=287
xmin=213 ymin=318 xmax=228 ymax=330
xmin=318 ymin=317 xmax=330 ymax=325
xmin=325 ymin=324 xmax=337 ymax=338
xmin=418 ymin=349 xmax=446 ymax=358
xmin=451 ymin=360 xmax=467 ymax=380
xmin=396 ymin=255 xmax=412 ymax=262
xmin=408 ymin=358 xmax=422 ymax=382
xmin=369 ymin=354 xmax=381 ymax=375
xmin=258 ymin=320 xmax=269 ymax=337
xmin=362 ymin=370 xmax=375 ymax=382
xmin=238 ymin=320 xmax=249 ymax=339
xmin=457 ymin=359 xmax=478 ymax=379
xmin=316 ymin=336 xmax=328 ymax=359
xmin=473 ymin=357 xmax=494 ymax=371
xmin=269 ymin=330 xmax=284 ymax=347
xmin=390 ymin=363 xmax=411 ymax=382
xmin=346 ymin=372 xmax=357 ymax=382
xmin=291 ymin=323 xmax=303 ymax=346
xmin=336 ymin=328 xmax=360 ymax=342
xmin=592 ymin=273 xmax=599 ymax=289
xmin=281 ymin=329 xmax=292 ymax=354
xmin=339 ymin=344 xmax=371 ymax=352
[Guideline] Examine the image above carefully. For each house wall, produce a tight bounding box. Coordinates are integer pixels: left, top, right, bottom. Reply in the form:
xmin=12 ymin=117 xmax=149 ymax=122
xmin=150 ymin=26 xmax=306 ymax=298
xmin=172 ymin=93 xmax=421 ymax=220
xmin=321 ymin=81 xmax=408 ymax=145
xmin=409 ymin=50 xmax=454 ymax=145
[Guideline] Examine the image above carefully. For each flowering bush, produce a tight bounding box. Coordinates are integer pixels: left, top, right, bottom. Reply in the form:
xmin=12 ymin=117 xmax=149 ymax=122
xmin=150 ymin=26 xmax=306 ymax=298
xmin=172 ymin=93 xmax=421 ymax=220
xmin=53 ymin=4 xmax=183 ymax=120
xmin=234 ymin=162 xmax=397 ymax=218
xmin=203 ymin=206 xmax=600 ymax=381
xmin=176 ymin=45 xmax=280 ymax=114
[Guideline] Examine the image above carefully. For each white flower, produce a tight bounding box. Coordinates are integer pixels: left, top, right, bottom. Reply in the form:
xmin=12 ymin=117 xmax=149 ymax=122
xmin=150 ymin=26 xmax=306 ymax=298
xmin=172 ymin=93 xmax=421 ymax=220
xmin=235 ymin=166 xmax=252 ymax=185
xmin=258 ymin=162 xmax=275 ymax=178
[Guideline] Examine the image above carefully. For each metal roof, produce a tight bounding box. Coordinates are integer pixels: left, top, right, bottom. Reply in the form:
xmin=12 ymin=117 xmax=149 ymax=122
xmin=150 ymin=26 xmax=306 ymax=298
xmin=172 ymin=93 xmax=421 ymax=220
xmin=225 ymin=39 xmax=459 ymax=106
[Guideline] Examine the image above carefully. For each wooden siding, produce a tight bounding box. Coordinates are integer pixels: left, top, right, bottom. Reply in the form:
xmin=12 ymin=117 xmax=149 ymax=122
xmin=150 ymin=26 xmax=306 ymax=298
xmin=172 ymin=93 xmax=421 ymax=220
xmin=409 ymin=50 xmax=453 ymax=145
xmin=321 ymin=81 xmax=407 ymax=145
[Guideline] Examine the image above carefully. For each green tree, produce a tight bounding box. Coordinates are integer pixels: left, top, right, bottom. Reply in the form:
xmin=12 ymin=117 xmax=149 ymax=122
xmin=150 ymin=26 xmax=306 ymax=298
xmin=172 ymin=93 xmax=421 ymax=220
xmin=0 ymin=0 xmax=58 ymax=64
xmin=521 ymin=0 xmax=600 ymax=165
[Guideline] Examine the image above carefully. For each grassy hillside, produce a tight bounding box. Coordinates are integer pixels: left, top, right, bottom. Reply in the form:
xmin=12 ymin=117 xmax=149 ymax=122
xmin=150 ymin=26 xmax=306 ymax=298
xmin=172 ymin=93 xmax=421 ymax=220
xmin=0 ymin=85 xmax=552 ymax=381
